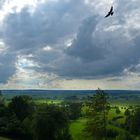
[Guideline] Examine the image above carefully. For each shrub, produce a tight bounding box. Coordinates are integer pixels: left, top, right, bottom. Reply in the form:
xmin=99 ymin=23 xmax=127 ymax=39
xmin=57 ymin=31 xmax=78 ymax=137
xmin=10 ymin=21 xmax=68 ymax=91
xmin=106 ymin=127 xmax=119 ymax=138
xmin=115 ymin=132 xmax=133 ymax=140
xmin=112 ymin=116 xmax=124 ymax=121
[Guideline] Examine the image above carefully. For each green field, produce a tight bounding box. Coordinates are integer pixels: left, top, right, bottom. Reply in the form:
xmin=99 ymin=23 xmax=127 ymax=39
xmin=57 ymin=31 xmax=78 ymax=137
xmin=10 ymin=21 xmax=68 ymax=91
xmin=70 ymin=118 xmax=126 ymax=140
xmin=0 ymin=137 xmax=11 ymax=140
xmin=1 ymin=92 xmax=140 ymax=140
xmin=35 ymin=99 xmax=62 ymax=104
xmin=70 ymin=118 xmax=93 ymax=140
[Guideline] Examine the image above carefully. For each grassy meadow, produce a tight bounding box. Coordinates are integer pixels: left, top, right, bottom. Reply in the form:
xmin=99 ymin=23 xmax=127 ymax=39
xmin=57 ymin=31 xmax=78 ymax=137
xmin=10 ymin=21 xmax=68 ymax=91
xmin=1 ymin=90 xmax=140 ymax=140
xmin=70 ymin=106 xmax=128 ymax=140
xmin=0 ymin=137 xmax=11 ymax=140
xmin=33 ymin=98 xmax=139 ymax=140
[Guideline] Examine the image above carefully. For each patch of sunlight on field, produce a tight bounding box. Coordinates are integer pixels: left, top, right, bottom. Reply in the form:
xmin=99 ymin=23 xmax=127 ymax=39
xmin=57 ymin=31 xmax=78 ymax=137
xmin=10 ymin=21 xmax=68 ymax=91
xmin=0 ymin=137 xmax=11 ymax=140
xmin=108 ymin=109 xmax=117 ymax=120
xmin=116 ymin=117 xmax=125 ymax=124
xmin=70 ymin=118 xmax=93 ymax=140
xmin=108 ymin=108 xmax=124 ymax=118
xmin=108 ymin=107 xmax=126 ymax=123
xmin=111 ymin=101 xmax=140 ymax=106
xmin=35 ymin=99 xmax=62 ymax=104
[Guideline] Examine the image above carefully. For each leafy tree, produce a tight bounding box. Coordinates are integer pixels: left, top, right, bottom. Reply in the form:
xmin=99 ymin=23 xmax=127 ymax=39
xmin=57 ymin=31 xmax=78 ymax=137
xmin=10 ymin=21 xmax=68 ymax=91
xmin=115 ymin=132 xmax=133 ymax=140
xmin=6 ymin=114 xmax=22 ymax=137
xmin=85 ymin=88 xmax=110 ymax=140
xmin=64 ymin=96 xmax=79 ymax=101
xmin=125 ymin=107 xmax=140 ymax=136
xmin=8 ymin=95 xmax=34 ymax=121
xmin=115 ymin=107 xmax=121 ymax=114
xmin=32 ymin=104 xmax=71 ymax=140
xmin=0 ymin=104 xmax=23 ymax=138
xmin=130 ymin=107 xmax=140 ymax=135
xmin=106 ymin=127 xmax=119 ymax=138
xmin=124 ymin=109 xmax=130 ymax=116
xmin=22 ymin=116 xmax=33 ymax=139
xmin=124 ymin=114 xmax=132 ymax=131
xmin=0 ymin=92 xmax=5 ymax=106
xmin=63 ymin=102 xmax=82 ymax=120
xmin=0 ymin=95 xmax=34 ymax=139
xmin=81 ymin=104 xmax=90 ymax=117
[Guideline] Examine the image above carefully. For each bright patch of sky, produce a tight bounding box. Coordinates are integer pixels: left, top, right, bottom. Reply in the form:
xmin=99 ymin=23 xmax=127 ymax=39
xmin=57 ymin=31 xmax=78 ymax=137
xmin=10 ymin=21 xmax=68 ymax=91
xmin=0 ymin=0 xmax=39 ymax=23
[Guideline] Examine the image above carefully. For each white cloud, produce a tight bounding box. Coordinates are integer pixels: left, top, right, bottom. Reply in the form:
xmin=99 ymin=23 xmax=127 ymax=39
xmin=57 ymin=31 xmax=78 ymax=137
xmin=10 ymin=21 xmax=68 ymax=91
xmin=0 ymin=0 xmax=40 ymax=24
xmin=0 ymin=40 xmax=7 ymax=53
xmin=43 ymin=46 xmax=53 ymax=51
xmin=0 ymin=0 xmax=140 ymax=89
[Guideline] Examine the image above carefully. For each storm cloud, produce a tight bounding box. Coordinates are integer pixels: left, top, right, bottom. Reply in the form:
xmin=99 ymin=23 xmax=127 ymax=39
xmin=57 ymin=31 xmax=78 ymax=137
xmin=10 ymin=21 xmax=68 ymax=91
xmin=0 ymin=0 xmax=140 ymax=87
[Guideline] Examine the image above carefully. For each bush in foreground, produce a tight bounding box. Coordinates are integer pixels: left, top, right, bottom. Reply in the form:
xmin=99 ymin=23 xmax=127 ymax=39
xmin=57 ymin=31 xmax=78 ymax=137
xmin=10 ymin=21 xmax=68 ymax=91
xmin=32 ymin=104 xmax=72 ymax=140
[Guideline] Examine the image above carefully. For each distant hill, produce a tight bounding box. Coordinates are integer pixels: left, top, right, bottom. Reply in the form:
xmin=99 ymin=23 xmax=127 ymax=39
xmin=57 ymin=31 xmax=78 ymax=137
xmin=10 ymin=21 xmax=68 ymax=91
xmin=1 ymin=90 xmax=95 ymax=95
xmin=1 ymin=89 xmax=140 ymax=95
xmin=1 ymin=90 xmax=140 ymax=100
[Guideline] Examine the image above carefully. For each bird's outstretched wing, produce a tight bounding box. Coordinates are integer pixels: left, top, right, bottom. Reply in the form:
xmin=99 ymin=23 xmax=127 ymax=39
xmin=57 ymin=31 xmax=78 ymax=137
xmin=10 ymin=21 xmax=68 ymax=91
xmin=105 ymin=6 xmax=113 ymax=18
xmin=105 ymin=13 xmax=110 ymax=17
xmin=109 ymin=6 xmax=113 ymax=13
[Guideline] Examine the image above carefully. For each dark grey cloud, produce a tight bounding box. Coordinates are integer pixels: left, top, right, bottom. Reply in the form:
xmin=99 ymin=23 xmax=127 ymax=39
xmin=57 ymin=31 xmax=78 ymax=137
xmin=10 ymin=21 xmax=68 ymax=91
xmin=66 ymin=16 xmax=105 ymax=62
xmin=2 ymin=0 xmax=91 ymax=53
xmin=36 ymin=0 xmax=140 ymax=78
xmin=0 ymin=0 xmax=91 ymax=83
xmin=1 ymin=0 xmax=140 ymax=84
xmin=0 ymin=52 xmax=16 ymax=83
xmin=37 ymin=11 xmax=140 ymax=79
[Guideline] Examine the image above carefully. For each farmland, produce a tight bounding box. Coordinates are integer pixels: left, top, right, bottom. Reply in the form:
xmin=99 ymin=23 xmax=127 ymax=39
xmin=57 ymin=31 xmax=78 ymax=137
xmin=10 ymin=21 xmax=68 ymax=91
xmin=0 ymin=90 xmax=140 ymax=140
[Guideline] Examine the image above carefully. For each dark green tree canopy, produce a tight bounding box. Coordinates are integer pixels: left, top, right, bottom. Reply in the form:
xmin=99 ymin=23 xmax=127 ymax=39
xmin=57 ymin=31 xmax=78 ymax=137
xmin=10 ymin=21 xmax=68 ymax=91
xmin=86 ymin=88 xmax=110 ymax=140
xmin=8 ymin=95 xmax=34 ymax=121
xmin=32 ymin=104 xmax=71 ymax=140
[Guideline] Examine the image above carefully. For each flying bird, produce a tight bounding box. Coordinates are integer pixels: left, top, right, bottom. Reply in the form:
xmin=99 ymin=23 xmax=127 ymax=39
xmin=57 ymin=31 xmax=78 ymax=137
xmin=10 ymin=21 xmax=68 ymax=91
xmin=105 ymin=6 xmax=114 ymax=18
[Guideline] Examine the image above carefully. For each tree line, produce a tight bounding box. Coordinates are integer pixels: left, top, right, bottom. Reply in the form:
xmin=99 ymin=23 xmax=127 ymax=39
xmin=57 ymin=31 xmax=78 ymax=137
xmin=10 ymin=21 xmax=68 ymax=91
xmin=0 ymin=89 xmax=140 ymax=140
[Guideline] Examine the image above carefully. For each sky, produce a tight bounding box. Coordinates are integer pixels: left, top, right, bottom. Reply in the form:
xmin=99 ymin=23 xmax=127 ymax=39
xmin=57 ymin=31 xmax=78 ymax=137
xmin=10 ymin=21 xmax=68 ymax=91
xmin=0 ymin=0 xmax=140 ymax=90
